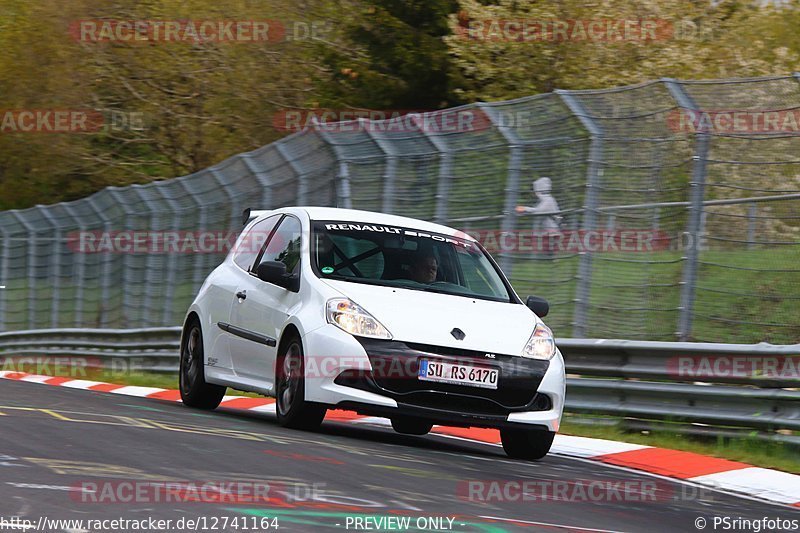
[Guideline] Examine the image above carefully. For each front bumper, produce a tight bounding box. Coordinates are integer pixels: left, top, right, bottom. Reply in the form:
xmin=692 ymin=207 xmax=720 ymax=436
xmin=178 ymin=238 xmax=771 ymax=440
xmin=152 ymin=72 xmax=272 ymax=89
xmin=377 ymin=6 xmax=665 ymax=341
xmin=328 ymin=336 xmax=565 ymax=432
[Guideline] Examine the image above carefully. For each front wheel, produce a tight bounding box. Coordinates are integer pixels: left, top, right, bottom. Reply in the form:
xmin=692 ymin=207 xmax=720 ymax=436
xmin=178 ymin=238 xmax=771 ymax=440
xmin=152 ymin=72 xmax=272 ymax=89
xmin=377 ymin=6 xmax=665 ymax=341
xmin=500 ymin=428 xmax=555 ymax=460
xmin=275 ymin=336 xmax=326 ymax=430
xmin=179 ymin=320 xmax=226 ymax=409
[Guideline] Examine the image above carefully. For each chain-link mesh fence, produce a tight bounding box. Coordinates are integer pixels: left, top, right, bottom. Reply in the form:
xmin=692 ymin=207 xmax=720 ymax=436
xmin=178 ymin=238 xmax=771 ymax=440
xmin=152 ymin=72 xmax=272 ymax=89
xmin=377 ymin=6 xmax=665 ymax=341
xmin=1 ymin=75 xmax=799 ymax=343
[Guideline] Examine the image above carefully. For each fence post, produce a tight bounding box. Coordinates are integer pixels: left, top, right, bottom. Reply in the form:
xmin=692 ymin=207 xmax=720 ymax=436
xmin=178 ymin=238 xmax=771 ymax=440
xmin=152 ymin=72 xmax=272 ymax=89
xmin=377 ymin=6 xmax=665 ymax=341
xmin=0 ymin=224 xmax=9 ymax=329
xmin=747 ymin=202 xmax=757 ymax=250
xmin=239 ymin=153 xmax=274 ymax=209
xmin=360 ymin=120 xmax=397 ymax=214
xmin=171 ymin=177 xmax=212 ymax=301
xmin=557 ymin=90 xmax=604 ymax=338
xmin=664 ymin=78 xmax=710 ymax=341
xmin=84 ymin=198 xmax=114 ymax=327
xmin=37 ymin=207 xmax=62 ymax=327
xmin=477 ymin=103 xmax=522 ymax=278
xmin=313 ymin=120 xmax=352 ymax=209
xmin=9 ymin=212 xmax=40 ymax=329
xmin=106 ymin=189 xmax=139 ymax=324
xmin=335 ymin=161 xmax=353 ymax=209
xmin=433 ymin=153 xmax=453 ymax=225
xmin=276 ymin=142 xmax=308 ymax=206
xmin=129 ymin=187 xmax=164 ymax=327
xmin=62 ymin=204 xmax=86 ymax=326
xmin=208 ymin=169 xmax=241 ymax=232
xmin=151 ymin=188 xmax=182 ymax=326
xmin=411 ymin=113 xmax=453 ymax=225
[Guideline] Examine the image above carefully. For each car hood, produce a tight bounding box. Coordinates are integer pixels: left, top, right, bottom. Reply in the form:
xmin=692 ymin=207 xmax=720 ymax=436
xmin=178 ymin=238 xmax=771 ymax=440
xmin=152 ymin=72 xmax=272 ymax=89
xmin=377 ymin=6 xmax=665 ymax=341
xmin=321 ymin=279 xmax=538 ymax=355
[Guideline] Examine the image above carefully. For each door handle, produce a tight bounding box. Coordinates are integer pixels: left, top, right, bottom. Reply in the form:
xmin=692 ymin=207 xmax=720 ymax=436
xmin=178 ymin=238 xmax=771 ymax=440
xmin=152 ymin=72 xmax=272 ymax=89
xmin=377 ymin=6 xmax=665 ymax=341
xmin=236 ymin=291 xmax=247 ymax=300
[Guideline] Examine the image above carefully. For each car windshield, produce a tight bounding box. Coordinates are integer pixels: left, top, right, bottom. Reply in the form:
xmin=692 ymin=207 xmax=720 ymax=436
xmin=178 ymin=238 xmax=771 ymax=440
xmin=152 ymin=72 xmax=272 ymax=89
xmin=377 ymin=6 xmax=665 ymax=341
xmin=311 ymin=220 xmax=514 ymax=302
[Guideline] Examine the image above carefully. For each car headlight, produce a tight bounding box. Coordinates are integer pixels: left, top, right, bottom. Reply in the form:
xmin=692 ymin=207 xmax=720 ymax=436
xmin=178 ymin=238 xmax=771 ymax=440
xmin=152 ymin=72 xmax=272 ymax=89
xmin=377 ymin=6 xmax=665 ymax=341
xmin=326 ymin=298 xmax=392 ymax=339
xmin=522 ymin=322 xmax=556 ymax=360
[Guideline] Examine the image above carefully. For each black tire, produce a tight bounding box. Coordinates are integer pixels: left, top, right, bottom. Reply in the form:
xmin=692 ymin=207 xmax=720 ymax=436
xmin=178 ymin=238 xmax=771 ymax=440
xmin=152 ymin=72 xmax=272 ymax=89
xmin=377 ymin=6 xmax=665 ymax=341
xmin=275 ymin=336 xmax=326 ymax=430
xmin=500 ymin=428 xmax=555 ymax=460
xmin=179 ymin=318 xmax=226 ymax=410
xmin=390 ymin=417 xmax=433 ymax=436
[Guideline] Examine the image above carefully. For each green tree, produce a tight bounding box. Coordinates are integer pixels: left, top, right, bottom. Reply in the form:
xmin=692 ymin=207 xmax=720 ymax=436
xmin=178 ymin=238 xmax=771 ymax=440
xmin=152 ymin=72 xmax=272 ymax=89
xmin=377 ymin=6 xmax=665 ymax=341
xmin=319 ymin=0 xmax=462 ymax=109
xmin=0 ymin=0 xmax=338 ymax=209
xmin=443 ymin=0 xmax=791 ymax=101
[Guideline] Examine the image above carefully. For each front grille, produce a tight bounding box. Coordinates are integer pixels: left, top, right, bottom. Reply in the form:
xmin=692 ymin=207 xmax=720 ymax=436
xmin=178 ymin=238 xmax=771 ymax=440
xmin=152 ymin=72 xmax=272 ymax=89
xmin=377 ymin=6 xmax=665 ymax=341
xmin=342 ymin=337 xmax=552 ymax=416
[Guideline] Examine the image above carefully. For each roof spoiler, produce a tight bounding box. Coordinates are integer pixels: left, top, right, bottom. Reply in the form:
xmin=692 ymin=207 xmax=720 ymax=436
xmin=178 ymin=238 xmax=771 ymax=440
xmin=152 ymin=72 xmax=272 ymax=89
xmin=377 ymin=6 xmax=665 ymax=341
xmin=241 ymin=208 xmax=270 ymax=226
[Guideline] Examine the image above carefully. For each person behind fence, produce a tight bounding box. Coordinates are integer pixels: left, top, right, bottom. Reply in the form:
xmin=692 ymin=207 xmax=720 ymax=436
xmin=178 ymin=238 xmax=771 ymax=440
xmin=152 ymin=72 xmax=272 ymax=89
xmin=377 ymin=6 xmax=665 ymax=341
xmin=515 ymin=177 xmax=562 ymax=253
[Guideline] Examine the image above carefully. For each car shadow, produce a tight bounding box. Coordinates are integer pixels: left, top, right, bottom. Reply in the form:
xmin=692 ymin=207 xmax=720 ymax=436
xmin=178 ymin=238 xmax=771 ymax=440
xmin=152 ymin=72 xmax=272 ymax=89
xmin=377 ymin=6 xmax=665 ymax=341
xmin=210 ymin=404 xmax=511 ymax=459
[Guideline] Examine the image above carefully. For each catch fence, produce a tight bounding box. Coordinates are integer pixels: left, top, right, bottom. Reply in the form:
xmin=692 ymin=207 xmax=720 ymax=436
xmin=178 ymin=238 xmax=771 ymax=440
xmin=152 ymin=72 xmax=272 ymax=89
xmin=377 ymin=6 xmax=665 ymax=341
xmin=1 ymin=75 xmax=799 ymax=342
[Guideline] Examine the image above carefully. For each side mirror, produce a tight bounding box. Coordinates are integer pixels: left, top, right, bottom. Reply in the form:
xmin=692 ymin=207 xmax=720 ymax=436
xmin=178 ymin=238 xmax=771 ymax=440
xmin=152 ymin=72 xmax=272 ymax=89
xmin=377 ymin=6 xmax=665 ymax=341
xmin=525 ymin=295 xmax=549 ymax=317
xmin=255 ymin=261 xmax=298 ymax=291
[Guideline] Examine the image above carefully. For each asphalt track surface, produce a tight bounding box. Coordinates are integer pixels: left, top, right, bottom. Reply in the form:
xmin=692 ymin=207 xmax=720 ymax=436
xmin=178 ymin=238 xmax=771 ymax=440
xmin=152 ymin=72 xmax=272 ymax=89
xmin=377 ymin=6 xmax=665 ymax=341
xmin=0 ymin=379 xmax=797 ymax=533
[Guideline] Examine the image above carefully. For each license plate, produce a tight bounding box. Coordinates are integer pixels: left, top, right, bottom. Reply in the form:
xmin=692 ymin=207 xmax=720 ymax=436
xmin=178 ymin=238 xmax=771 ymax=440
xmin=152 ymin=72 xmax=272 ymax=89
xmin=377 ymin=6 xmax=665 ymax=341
xmin=418 ymin=359 xmax=498 ymax=389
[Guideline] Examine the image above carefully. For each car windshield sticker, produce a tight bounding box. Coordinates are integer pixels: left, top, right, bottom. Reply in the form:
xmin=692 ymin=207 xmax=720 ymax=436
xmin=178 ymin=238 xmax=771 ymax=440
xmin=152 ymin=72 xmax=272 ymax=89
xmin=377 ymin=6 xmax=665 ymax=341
xmin=321 ymin=266 xmax=334 ymax=274
xmin=322 ymin=222 xmax=474 ymax=249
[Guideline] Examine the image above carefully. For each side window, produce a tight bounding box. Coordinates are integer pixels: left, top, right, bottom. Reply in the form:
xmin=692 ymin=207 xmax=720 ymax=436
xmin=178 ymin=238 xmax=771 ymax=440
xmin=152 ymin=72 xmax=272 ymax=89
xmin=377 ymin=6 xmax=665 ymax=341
xmin=232 ymin=215 xmax=281 ymax=271
xmin=256 ymin=216 xmax=302 ymax=275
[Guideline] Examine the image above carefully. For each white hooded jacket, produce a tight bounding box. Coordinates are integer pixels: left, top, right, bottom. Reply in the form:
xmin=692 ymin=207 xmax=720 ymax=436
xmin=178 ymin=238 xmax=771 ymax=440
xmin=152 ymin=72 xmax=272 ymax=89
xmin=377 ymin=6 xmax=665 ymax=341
xmin=520 ymin=177 xmax=561 ymax=231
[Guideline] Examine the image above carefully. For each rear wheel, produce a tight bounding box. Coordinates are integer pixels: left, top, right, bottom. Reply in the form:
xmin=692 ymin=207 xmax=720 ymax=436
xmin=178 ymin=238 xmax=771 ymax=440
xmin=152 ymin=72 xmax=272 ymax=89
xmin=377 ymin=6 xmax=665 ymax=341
xmin=390 ymin=417 xmax=433 ymax=436
xmin=500 ymin=428 xmax=555 ymax=460
xmin=179 ymin=319 xmax=226 ymax=409
xmin=276 ymin=336 xmax=326 ymax=430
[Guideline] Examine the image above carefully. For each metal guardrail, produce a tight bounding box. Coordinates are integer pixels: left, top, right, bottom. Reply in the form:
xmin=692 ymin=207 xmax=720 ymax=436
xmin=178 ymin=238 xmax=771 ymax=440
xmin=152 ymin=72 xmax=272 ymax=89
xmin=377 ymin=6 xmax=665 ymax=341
xmin=561 ymin=338 xmax=800 ymax=443
xmin=0 ymin=327 xmax=182 ymax=373
xmin=0 ymin=328 xmax=797 ymax=441
xmin=558 ymin=338 xmax=800 ymax=387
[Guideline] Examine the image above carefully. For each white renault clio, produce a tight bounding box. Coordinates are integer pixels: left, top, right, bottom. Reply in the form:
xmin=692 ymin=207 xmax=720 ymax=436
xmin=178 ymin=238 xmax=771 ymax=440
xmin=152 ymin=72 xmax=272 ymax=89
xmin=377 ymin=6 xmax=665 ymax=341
xmin=180 ymin=207 xmax=565 ymax=459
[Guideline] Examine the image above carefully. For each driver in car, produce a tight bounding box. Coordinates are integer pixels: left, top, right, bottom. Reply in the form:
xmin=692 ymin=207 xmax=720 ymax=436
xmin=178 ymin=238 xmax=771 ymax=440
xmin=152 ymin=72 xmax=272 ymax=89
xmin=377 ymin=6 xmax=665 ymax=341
xmin=410 ymin=254 xmax=438 ymax=283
